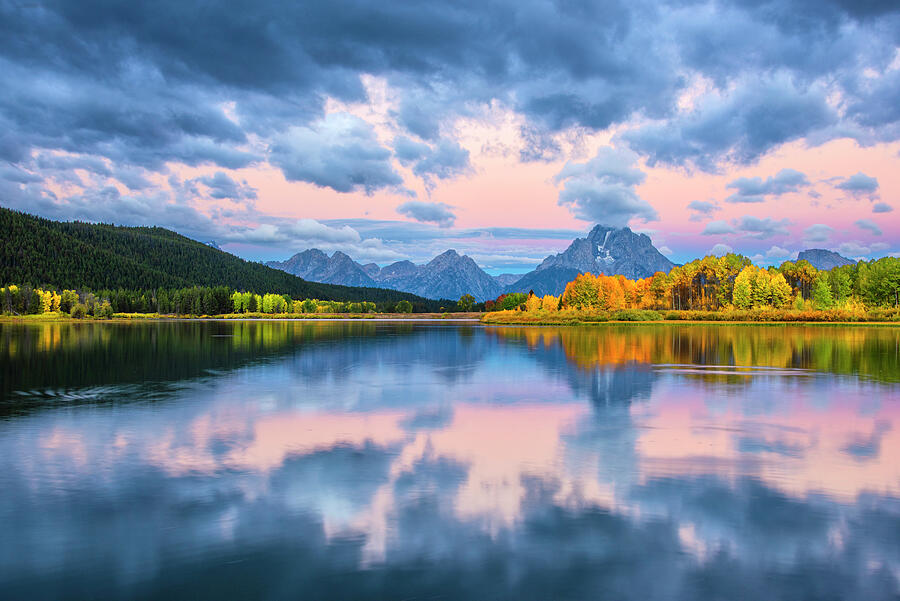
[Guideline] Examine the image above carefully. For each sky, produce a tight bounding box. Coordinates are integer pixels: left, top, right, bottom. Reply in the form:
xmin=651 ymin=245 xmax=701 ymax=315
xmin=1 ymin=0 xmax=898 ymax=274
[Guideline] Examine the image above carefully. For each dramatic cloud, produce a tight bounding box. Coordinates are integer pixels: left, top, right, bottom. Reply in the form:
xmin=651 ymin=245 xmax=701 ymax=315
xmin=834 ymin=172 xmax=879 ymax=197
xmin=2 ymin=0 xmax=900 ymax=264
xmin=396 ymin=201 xmax=457 ymax=228
xmin=855 ymin=219 xmax=883 ymax=236
xmin=518 ymin=125 xmax=564 ymax=163
xmin=269 ymin=113 xmax=403 ymax=194
xmin=555 ymin=147 xmax=658 ymax=227
xmin=622 ymin=77 xmax=837 ymax=171
xmin=393 ymin=137 xmax=472 ymax=190
xmin=195 ymin=172 xmax=257 ymax=200
xmin=725 ymin=169 xmax=809 ymax=203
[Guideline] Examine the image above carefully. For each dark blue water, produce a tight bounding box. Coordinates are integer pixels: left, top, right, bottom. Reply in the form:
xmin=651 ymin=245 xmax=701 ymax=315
xmin=1 ymin=321 xmax=899 ymax=600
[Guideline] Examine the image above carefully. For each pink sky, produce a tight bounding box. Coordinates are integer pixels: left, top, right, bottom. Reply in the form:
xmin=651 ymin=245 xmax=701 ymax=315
xmin=201 ymin=128 xmax=898 ymax=268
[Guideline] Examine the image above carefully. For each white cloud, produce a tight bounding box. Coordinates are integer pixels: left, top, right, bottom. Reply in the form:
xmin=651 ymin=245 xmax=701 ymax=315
xmin=709 ymin=243 xmax=733 ymax=256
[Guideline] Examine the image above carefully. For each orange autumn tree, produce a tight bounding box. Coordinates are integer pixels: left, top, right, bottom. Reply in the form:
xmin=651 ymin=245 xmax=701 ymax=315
xmin=561 ymin=273 xmax=639 ymax=311
xmin=561 ymin=273 xmax=602 ymax=309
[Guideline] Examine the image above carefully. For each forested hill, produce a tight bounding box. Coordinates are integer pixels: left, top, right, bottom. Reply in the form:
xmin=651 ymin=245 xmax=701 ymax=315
xmin=0 ymin=207 xmax=437 ymax=305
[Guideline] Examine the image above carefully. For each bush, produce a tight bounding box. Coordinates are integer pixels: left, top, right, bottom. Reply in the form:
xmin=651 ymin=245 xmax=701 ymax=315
xmin=612 ymin=309 xmax=662 ymax=321
xmin=70 ymin=303 xmax=87 ymax=319
xmin=97 ymin=301 xmax=114 ymax=319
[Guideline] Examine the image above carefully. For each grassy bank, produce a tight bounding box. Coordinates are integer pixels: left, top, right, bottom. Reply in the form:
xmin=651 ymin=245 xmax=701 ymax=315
xmin=481 ymin=307 xmax=900 ymax=325
xmin=0 ymin=311 xmax=482 ymax=322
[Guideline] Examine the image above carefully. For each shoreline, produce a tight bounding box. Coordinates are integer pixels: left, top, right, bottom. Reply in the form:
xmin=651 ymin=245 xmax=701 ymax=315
xmin=481 ymin=319 xmax=900 ymax=327
xmin=0 ymin=312 xmax=483 ymax=323
xmin=2 ymin=312 xmax=898 ymax=326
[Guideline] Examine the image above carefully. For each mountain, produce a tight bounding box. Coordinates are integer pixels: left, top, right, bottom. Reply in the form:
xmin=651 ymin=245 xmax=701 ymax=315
xmin=798 ymin=249 xmax=855 ymax=270
xmin=504 ymin=225 xmax=675 ymax=296
xmin=372 ymin=260 xmax=418 ymax=287
xmin=505 ymin=267 xmax=582 ymax=297
xmin=266 ymin=249 xmax=377 ymax=287
xmin=492 ymin=273 xmax=524 ymax=287
xmin=268 ymin=248 xmax=501 ymax=301
xmin=266 ymin=225 xmax=674 ymax=301
xmin=0 ymin=207 xmax=438 ymax=306
xmin=388 ymin=250 xmax=501 ymax=302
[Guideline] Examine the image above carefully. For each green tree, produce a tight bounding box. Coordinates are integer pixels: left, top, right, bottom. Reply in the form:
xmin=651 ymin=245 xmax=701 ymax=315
xmin=457 ymin=294 xmax=475 ymax=312
xmin=98 ymin=300 xmax=114 ymax=319
xmin=59 ymin=289 xmax=79 ymax=313
xmin=812 ymin=275 xmax=834 ymax=309
xmin=751 ymin=269 xmax=772 ymax=307
xmin=231 ymin=291 xmax=244 ymax=313
xmin=829 ymin=267 xmax=852 ymax=304
xmin=770 ymin=272 xmax=792 ymax=308
xmin=732 ymin=267 xmax=754 ymax=309
xmin=396 ymin=300 xmax=413 ymax=313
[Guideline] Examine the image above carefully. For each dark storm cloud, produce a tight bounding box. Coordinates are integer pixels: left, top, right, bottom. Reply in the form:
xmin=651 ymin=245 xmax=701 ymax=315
xmin=393 ymin=136 xmax=472 ymax=189
xmin=268 ymin=113 xmax=404 ymax=194
xmin=195 ymin=172 xmax=257 ymax=201
xmin=1 ymin=0 xmax=900 ymax=233
xmin=621 ymin=77 xmax=837 ymax=171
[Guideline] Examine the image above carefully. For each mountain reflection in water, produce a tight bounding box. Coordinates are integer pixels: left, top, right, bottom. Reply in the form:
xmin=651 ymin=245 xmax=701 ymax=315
xmin=1 ymin=321 xmax=899 ymax=600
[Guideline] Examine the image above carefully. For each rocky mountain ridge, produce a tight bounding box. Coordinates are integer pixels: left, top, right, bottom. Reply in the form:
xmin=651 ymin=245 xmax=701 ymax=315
xmin=266 ymin=225 xmax=677 ymax=300
xmin=503 ymin=225 xmax=676 ymax=296
xmin=267 ymin=249 xmax=501 ymax=301
xmin=797 ymin=249 xmax=855 ymax=270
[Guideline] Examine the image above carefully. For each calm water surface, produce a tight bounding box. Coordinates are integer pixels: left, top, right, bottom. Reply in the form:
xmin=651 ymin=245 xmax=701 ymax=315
xmin=2 ymin=321 xmax=900 ymax=600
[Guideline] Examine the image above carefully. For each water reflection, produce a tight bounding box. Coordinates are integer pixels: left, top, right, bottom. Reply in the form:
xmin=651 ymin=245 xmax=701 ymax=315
xmin=1 ymin=321 xmax=899 ymax=599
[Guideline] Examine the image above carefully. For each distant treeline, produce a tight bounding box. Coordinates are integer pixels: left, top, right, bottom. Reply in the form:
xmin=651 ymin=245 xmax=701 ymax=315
xmin=0 ymin=207 xmax=442 ymax=308
xmin=0 ymin=285 xmax=429 ymax=317
xmin=486 ymin=254 xmax=900 ymax=313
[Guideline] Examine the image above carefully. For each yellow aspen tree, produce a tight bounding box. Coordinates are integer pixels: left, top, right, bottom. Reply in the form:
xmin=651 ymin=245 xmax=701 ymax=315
xmin=541 ymin=295 xmax=559 ymax=311
xmin=525 ymin=294 xmax=542 ymax=312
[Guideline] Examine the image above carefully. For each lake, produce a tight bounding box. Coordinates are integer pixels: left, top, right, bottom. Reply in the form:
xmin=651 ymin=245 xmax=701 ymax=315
xmin=2 ymin=321 xmax=900 ymax=600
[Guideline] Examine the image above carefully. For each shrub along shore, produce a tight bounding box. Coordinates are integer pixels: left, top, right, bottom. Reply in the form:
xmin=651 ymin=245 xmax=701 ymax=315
xmin=0 ymin=311 xmax=482 ymax=322
xmin=481 ymin=307 xmax=900 ymax=325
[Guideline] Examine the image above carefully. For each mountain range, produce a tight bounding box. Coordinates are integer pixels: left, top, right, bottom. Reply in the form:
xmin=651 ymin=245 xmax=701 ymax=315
xmin=267 ymin=225 xmax=676 ymax=300
xmin=268 ymin=248 xmax=503 ymax=301
xmin=266 ymin=226 xmax=872 ymax=302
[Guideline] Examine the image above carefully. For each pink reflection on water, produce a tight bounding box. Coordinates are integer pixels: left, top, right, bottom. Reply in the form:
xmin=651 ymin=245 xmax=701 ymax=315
xmin=634 ymin=378 xmax=900 ymax=501
xmin=26 ymin=375 xmax=900 ymax=544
